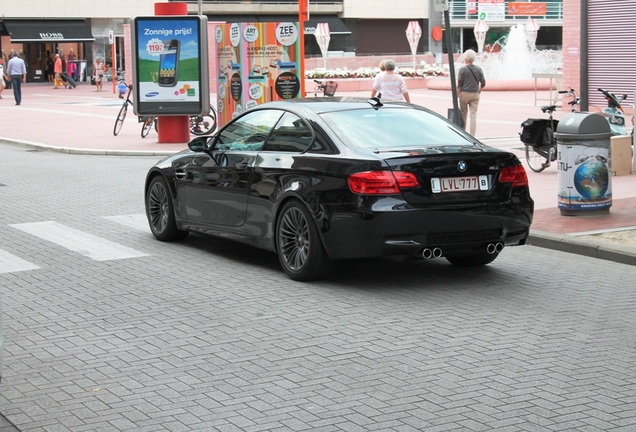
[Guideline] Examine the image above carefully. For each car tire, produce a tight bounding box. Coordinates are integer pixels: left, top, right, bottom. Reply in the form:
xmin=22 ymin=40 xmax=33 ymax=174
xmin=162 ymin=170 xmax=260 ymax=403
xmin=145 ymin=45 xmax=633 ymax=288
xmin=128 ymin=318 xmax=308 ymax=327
xmin=146 ymin=176 xmax=188 ymax=242
xmin=446 ymin=252 xmax=499 ymax=267
xmin=276 ymin=200 xmax=334 ymax=281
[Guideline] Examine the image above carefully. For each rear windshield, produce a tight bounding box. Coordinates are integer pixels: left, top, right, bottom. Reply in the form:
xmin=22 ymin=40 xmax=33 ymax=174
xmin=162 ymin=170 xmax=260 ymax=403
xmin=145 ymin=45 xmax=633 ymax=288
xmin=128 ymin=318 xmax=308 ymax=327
xmin=320 ymin=107 xmax=476 ymax=150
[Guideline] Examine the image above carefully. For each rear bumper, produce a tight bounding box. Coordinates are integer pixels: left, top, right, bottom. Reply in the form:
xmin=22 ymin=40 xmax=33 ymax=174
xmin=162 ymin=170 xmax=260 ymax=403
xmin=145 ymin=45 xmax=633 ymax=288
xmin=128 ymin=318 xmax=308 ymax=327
xmin=320 ymin=198 xmax=533 ymax=259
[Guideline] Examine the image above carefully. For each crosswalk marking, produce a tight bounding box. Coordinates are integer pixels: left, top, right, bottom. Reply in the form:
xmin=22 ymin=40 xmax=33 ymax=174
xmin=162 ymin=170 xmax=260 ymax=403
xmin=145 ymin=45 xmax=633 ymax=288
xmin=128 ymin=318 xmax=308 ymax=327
xmin=10 ymin=221 xmax=148 ymax=262
xmin=0 ymin=249 xmax=40 ymax=274
xmin=103 ymin=214 xmax=150 ymax=232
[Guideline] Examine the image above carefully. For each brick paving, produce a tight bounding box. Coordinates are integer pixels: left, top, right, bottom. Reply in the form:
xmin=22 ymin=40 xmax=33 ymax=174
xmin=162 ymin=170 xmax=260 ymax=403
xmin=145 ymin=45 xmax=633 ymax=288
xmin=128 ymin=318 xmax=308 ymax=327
xmin=1 ymin=83 xmax=636 ymax=430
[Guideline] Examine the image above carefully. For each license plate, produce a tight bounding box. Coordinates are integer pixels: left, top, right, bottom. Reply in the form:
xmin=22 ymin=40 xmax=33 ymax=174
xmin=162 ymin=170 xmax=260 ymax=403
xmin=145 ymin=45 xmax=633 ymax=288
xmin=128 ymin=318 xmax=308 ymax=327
xmin=431 ymin=175 xmax=489 ymax=193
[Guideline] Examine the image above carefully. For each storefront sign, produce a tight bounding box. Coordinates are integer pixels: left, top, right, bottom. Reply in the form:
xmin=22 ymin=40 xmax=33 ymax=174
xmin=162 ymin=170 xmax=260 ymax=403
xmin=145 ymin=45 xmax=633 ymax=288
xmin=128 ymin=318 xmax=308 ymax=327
xmin=508 ymin=2 xmax=547 ymax=16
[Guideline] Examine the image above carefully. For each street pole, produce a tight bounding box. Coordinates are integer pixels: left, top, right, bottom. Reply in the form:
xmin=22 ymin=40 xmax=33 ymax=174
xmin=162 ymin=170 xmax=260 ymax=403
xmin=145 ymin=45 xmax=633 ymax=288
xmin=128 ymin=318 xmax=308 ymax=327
xmin=580 ymin=0 xmax=588 ymax=111
xmin=443 ymin=10 xmax=461 ymax=126
xmin=299 ymin=0 xmax=309 ymax=97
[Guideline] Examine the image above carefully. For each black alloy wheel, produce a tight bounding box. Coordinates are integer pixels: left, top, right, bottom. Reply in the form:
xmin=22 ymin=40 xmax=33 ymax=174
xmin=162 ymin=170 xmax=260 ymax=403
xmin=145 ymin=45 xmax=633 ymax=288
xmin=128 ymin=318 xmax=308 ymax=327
xmin=146 ymin=176 xmax=188 ymax=241
xmin=276 ymin=200 xmax=334 ymax=281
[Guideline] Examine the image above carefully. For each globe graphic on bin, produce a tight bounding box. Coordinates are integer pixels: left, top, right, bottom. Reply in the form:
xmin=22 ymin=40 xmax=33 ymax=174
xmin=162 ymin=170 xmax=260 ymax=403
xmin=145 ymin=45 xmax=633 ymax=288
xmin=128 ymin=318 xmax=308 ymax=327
xmin=573 ymin=157 xmax=609 ymax=200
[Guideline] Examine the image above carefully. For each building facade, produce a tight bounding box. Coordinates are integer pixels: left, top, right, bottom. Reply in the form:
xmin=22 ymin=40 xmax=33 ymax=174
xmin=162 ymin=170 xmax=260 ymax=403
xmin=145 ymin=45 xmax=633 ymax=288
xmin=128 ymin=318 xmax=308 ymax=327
xmin=0 ymin=0 xmax=563 ymax=83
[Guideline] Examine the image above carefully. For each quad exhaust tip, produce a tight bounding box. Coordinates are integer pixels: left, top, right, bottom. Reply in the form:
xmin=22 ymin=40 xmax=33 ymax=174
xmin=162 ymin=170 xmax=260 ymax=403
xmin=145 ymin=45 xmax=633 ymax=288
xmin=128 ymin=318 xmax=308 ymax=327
xmin=487 ymin=242 xmax=504 ymax=254
xmin=422 ymin=247 xmax=443 ymax=259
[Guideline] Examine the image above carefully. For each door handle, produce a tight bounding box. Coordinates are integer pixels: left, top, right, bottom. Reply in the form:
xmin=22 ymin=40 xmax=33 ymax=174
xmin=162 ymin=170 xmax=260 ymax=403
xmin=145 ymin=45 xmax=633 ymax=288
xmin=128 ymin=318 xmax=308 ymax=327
xmin=175 ymin=169 xmax=187 ymax=180
xmin=235 ymin=163 xmax=249 ymax=171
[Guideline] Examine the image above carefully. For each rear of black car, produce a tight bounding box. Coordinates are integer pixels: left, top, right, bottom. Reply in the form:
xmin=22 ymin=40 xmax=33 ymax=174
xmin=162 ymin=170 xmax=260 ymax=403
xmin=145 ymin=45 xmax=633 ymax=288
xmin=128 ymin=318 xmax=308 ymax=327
xmin=315 ymin=102 xmax=533 ymax=261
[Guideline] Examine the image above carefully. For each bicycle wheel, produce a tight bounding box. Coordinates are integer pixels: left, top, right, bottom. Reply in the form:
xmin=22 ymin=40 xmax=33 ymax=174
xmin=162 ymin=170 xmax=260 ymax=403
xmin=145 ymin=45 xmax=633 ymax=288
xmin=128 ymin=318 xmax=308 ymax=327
xmin=141 ymin=116 xmax=155 ymax=138
xmin=525 ymin=126 xmax=553 ymax=173
xmin=525 ymin=145 xmax=548 ymax=173
xmin=190 ymin=106 xmax=217 ymax=135
xmin=113 ymin=102 xmax=128 ymax=136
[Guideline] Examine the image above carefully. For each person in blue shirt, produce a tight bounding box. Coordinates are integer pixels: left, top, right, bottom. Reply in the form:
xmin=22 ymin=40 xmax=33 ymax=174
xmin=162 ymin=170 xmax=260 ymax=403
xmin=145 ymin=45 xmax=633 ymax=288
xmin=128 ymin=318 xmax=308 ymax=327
xmin=6 ymin=52 xmax=27 ymax=105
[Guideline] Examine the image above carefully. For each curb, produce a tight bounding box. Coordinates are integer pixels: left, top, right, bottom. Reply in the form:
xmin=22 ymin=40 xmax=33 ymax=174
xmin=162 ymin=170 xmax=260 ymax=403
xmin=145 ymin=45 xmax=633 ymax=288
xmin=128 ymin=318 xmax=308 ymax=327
xmin=0 ymin=138 xmax=179 ymax=157
xmin=528 ymin=229 xmax=636 ymax=266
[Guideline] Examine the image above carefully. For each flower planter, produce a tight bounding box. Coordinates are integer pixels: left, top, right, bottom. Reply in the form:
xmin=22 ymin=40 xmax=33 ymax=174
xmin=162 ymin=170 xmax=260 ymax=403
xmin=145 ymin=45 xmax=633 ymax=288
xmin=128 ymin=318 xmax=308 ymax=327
xmin=304 ymin=76 xmax=432 ymax=94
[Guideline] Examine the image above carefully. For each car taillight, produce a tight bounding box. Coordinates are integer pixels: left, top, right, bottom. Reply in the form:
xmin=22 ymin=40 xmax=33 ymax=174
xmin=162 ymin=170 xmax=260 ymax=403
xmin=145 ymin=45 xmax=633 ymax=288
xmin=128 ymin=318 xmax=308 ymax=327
xmin=499 ymin=164 xmax=529 ymax=188
xmin=348 ymin=171 xmax=420 ymax=195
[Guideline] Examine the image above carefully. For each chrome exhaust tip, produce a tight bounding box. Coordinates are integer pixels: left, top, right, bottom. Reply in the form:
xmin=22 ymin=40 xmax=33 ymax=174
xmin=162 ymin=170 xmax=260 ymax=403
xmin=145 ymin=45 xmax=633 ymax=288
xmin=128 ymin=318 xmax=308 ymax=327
xmin=433 ymin=247 xmax=443 ymax=258
xmin=422 ymin=248 xmax=433 ymax=259
xmin=487 ymin=243 xmax=504 ymax=254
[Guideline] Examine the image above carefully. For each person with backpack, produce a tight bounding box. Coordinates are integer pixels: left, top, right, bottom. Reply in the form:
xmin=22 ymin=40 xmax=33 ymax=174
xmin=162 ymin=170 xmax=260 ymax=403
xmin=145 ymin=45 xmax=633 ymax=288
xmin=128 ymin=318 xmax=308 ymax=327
xmin=457 ymin=49 xmax=486 ymax=136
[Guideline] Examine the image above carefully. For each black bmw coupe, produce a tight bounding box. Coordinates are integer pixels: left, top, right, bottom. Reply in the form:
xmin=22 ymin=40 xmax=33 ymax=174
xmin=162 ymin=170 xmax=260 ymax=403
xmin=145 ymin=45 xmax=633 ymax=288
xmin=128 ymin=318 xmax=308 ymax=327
xmin=145 ymin=98 xmax=533 ymax=281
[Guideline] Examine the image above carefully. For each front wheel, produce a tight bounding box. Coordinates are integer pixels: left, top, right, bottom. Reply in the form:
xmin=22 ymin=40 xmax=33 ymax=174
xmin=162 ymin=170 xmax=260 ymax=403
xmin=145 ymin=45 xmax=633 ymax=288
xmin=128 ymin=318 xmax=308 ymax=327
xmin=276 ymin=200 xmax=334 ymax=281
xmin=146 ymin=176 xmax=188 ymax=242
xmin=141 ymin=116 xmax=155 ymax=138
xmin=113 ymin=103 xmax=128 ymax=136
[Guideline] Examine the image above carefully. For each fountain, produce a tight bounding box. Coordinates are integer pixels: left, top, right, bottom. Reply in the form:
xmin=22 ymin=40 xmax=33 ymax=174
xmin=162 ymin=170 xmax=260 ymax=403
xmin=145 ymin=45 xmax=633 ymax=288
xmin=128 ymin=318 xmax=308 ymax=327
xmin=428 ymin=24 xmax=562 ymax=91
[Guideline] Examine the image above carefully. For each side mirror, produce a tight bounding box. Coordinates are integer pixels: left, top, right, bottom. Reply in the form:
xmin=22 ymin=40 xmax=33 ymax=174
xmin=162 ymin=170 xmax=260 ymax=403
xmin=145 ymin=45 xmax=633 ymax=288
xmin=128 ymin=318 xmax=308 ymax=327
xmin=188 ymin=136 xmax=209 ymax=152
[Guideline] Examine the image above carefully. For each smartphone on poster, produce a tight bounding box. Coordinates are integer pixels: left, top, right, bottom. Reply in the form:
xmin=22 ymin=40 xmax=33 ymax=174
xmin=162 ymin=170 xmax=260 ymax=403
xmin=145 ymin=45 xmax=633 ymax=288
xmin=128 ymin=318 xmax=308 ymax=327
xmin=158 ymin=39 xmax=180 ymax=87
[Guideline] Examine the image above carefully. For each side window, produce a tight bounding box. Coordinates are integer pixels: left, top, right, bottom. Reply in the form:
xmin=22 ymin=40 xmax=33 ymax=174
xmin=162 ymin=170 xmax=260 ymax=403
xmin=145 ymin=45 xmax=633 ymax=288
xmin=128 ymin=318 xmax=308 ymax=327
xmin=215 ymin=109 xmax=283 ymax=152
xmin=262 ymin=113 xmax=313 ymax=153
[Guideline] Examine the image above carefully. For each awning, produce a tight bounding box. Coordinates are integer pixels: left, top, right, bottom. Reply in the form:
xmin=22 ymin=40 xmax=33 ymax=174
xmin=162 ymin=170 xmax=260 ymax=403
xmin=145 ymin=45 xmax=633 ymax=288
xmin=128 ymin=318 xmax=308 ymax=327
xmin=3 ymin=19 xmax=94 ymax=42
xmin=207 ymin=15 xmax=350 ymax=35
xmin=304 ymin=16 xmax=350 ymax=35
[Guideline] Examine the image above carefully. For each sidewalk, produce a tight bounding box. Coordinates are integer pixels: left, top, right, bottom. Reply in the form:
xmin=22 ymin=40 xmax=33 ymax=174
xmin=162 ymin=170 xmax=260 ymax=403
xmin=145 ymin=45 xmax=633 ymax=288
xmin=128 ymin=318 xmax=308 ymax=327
xmin=1 ymin=81 xmax=635 ymax=265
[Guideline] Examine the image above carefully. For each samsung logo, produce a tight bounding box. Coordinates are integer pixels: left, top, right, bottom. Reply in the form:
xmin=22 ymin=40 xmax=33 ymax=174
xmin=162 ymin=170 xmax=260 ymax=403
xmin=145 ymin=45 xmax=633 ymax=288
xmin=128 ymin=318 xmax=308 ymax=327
xmin=145 ymin=92 xmax=159 ymax=98
xmin=39 ymin=32 xmax=64 ymax=39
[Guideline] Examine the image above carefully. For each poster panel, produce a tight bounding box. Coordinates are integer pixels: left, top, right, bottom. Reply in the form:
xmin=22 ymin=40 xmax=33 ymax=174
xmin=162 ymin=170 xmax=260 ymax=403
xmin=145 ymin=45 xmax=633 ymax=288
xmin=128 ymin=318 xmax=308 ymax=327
xmin=557 ymin=142 xmax=612 ymax=212
xmin=215 ymin=22 xmax=302 ymax=127
xmin=131 ymin=16 xmax=209 ymax=116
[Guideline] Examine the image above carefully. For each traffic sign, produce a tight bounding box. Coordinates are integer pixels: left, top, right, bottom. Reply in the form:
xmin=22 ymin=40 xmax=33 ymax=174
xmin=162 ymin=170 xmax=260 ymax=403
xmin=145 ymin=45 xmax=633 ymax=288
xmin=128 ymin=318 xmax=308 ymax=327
xmin=433 ymin=0 xmax=449 ymax=12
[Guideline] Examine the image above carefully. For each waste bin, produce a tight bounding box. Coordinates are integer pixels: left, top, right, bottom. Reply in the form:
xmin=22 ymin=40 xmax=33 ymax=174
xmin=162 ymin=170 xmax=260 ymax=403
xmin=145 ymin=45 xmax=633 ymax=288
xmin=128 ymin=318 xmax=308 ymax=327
xmin=554 ymin=112 xmax=612 ymax=215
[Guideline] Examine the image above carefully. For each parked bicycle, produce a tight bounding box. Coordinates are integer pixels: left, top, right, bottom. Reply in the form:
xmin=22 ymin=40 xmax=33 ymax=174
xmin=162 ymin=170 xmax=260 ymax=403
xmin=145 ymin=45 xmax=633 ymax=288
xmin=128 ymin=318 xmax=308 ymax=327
xmin=560 ymin=87 xmax=581 ymax=112
xmin=520 ymin=104 xmax=559 ymax=173
xmin=310 ymin=79 xmax=338 ymax=97
xmin=113 ymin=81 xmax=134 ymax=136
xmin=140 ymin=106 xmax=218 ymax=138
xmin=519 ymin=88 xmax=583 ymax=173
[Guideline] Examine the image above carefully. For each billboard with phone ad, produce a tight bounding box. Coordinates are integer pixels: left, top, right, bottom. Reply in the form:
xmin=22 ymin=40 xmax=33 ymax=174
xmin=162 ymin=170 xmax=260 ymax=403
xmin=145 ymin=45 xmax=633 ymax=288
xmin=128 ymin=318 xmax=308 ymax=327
xmin=131 ymin=16 xmax=209 ymax=116
xmin=215 ymin=22 xmax=302 ymax=127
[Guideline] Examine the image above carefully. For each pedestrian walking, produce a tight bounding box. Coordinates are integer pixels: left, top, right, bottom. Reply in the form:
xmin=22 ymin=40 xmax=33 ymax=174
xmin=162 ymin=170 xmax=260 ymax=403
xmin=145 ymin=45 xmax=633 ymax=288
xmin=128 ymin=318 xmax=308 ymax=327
xmin=370 ymin=59 xmax=410 ymax=102
xmin=54 ymin=54 xmax=66 ymax=89
xmin=371 ymin=60 xmax=387 ymax=99
xmin=6 ymin=52 xmax=27 ymax=105
xmin=0 ymin=57 xmax=6 ymax=99
xmin=457 ymin=49 xmax=486 ymax=136
xmin=92 ymin=58 xmax=108 ymax=92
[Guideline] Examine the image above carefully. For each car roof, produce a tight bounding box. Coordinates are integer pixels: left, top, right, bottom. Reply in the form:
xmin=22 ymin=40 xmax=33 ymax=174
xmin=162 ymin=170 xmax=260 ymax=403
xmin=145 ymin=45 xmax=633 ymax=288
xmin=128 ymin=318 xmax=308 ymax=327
xmin=261 ymin=97 xmax=416 ymax=114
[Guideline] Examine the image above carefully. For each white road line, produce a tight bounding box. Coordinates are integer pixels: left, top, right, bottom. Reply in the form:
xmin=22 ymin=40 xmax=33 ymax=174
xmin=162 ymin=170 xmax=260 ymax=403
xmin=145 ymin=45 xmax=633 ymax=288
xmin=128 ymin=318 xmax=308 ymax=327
xmin=9 ymin=221 xmax=148 ymax=262
xmin=0 ymin=249 xmax=40 ymax=274
xmin=103 ymin=214 xmax=150 ymax=232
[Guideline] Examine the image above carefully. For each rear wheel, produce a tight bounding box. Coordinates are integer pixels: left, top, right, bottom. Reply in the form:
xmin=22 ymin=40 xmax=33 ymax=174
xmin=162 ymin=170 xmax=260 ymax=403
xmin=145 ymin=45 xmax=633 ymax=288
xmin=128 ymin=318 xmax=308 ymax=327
xmin=446 ymin=252 xmax=499 ymax=267
xmin=525 ymin=145 xmax=548 ymax=173
xmin=190 ymin=106 xmax=217 ymax=135
xmin=113 ymin=103 xmax=128 ymax=136
xmin=276 ymin=200 xmax=334 ymax=281
xmin=146 ymin=176 xmax=188 ymax=241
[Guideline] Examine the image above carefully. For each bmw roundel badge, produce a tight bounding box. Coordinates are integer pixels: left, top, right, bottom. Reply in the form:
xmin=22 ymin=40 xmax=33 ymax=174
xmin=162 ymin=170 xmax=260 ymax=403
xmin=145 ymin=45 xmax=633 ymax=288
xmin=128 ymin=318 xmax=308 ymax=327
xmin=457 ymin=161 xmax=467 ymax=172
